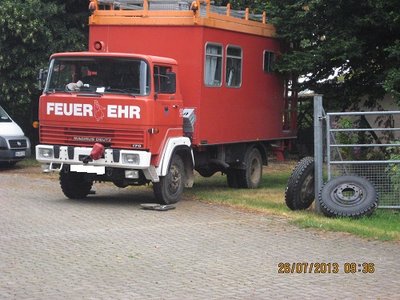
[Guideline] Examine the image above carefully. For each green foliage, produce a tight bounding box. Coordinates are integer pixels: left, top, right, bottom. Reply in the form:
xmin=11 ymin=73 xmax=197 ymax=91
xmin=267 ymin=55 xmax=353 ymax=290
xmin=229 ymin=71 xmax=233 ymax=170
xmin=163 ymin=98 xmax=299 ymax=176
xmin=386 ymin=141 xmax=400 ymax=193
xmin=333 ymin=117 xmax=359 ymax=160
xmin=265 ymin=0 xmax=400 ymax=109
xmin=333 ymin=116 xmax=387 ymax=161
xmin=216 ymin=1 xmax=400 ymax=108
xmin=0 ymin=0 xmax=87 ymax=132
xmin=384 ymin=40 xmax=400 ymax=99
xmin=215 ymin=0 xmax=268 ymax=13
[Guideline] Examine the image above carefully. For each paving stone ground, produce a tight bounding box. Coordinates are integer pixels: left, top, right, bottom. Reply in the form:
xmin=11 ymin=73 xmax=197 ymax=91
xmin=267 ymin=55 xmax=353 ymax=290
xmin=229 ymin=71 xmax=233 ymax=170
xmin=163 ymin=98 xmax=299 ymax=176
xmin=0 ymin=166 xmax=399 ymax=299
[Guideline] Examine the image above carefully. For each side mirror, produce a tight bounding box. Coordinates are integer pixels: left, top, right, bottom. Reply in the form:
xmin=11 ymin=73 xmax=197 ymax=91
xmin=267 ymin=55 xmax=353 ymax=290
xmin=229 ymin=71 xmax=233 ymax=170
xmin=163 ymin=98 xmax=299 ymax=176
xmin=38 ymin=68 xmax=48 ymax=90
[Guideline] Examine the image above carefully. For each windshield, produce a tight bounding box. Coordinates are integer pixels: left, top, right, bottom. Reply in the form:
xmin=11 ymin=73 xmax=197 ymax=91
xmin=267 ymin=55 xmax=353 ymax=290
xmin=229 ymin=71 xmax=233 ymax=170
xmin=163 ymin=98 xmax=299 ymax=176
xmin=46 ymin=57 xmax=150 ymax=96
xmin=0 ymin=106 xmax=11 ymax=122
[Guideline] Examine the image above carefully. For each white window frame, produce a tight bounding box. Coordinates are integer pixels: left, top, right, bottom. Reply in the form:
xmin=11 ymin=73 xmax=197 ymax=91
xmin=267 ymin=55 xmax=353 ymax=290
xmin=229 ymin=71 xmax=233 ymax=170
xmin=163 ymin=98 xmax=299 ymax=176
xmin=225 ymin=45 xmax=243 ymax=88
xmin=204 ymin=42 xmax=223 ymax=87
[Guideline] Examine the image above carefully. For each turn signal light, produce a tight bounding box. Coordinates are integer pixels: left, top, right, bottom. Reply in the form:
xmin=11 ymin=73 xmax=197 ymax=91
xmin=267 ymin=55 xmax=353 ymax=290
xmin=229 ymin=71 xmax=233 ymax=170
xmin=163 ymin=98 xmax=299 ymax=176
xmin=148 ymin=128 xmax=159 ymax=134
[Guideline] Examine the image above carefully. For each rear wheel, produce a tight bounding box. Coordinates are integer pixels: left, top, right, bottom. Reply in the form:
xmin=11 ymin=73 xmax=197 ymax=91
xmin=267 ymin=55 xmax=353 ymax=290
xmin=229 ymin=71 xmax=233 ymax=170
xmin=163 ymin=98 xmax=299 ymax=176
xmin=153 ymin=155 xmax=184 ymax=204
xmin=237 ymin=147 xmax=263 ymax=188
xmin=60 ymin=169 xmax=93 ymax=199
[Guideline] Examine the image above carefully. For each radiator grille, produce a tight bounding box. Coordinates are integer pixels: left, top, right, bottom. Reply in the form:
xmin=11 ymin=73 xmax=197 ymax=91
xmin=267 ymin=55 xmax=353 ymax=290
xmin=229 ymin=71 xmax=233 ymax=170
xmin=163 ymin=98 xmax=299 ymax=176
xmin=40 ymin=125 xmax=146 ymax=149
xmin=9 ymin=139 xmax=28 ymax=148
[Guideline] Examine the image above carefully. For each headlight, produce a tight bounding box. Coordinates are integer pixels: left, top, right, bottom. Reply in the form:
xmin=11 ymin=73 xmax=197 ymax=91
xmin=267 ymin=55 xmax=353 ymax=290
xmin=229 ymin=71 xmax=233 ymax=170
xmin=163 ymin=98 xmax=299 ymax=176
xmin=122 ymin=153 xmax=140 ymax=165
xmin=0 ymin=137 xmax=7 ymax=149
xmin=38 ymin=148 xmax=54 ymax=159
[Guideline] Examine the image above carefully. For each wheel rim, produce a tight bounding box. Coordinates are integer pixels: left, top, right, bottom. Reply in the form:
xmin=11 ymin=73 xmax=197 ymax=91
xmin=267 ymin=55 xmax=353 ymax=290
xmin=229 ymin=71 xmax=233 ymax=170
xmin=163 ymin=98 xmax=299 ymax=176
xmin=168 ymin=163 xmax=182 ymax=195
xmin=249 ymin=156 xmax=261 ymax=184
xmin=331 ymin=183 xmax=364 ymax=206
xmin=300 ymin=174 xmax=314 ymax=203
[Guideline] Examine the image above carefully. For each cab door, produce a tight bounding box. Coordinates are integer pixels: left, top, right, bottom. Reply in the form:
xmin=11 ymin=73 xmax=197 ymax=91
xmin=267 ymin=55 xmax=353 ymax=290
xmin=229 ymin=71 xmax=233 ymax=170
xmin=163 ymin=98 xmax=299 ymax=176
xmin=149 ymin=65 xmax=183 ymax=154
xmin=153 ymin=65 xmax=182 ymax=128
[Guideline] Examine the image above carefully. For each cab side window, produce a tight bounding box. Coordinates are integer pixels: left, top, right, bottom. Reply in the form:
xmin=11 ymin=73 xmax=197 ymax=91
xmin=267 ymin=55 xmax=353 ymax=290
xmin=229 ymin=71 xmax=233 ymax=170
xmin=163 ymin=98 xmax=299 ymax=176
xmin=154 ymin=66 xmax=176 ymax=94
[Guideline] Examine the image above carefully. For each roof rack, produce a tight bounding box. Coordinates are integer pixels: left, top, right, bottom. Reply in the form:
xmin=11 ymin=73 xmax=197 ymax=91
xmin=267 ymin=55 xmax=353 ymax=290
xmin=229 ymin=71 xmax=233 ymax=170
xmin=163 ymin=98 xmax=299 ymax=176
xmin=94 ymin=0 xmax=265 ymax=22
xmin=89 ymin=0 xmax=274 ymax=37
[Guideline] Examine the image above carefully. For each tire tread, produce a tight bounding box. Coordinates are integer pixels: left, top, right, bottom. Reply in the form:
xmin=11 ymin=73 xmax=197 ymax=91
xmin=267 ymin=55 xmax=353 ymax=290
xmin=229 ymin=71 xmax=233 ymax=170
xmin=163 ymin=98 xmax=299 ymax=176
xmin=60 ymin=170 xmax=93 ymax=199
xmin=318 ymin=175 xmax=378 ymax=218
xmin=285 ymin=156 xmax=315 ymax=210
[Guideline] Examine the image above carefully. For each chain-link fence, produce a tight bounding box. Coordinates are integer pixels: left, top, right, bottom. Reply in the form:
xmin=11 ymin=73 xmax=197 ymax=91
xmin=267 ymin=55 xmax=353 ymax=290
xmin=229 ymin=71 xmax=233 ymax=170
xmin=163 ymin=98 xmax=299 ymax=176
xmin=326 ymin=111 xmax=400 ymax=208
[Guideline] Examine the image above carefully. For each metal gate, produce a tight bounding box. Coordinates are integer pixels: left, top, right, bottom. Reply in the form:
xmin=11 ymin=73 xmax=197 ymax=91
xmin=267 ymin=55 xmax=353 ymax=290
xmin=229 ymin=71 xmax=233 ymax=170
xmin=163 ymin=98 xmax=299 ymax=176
xmin=326 ymin=111 xmax=400 ymax=208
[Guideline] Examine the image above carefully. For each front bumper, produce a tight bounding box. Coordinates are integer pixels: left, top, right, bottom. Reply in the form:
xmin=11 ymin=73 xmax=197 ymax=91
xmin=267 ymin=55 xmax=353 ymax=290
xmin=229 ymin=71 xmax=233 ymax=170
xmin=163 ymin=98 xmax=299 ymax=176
xmin=36 ymin=144 xmax=158 ymax=181
xmin=0 ymin=148 xmax=31 ymax=162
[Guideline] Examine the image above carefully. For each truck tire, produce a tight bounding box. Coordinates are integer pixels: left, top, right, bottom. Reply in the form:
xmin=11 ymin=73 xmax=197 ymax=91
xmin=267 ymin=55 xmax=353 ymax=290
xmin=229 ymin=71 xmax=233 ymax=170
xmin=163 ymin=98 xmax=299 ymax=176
xmin=285 ymin=157 xmax=315 ymax=210
xmin=153 ymin=155 xmax=184 ymax=204
xmin=237 ymin=147 xmax=263 ymax=188
xmin=319 ymin=175 xmax=378 ymax=218
xmin=60 ymin=169 xmax=93 ymax=199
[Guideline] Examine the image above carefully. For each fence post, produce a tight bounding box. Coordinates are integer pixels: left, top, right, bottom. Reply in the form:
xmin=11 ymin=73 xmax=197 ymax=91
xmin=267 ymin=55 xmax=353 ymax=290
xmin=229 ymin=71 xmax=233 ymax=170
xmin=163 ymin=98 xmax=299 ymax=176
xmin=313 ymin=94 xmax=323 ymax=213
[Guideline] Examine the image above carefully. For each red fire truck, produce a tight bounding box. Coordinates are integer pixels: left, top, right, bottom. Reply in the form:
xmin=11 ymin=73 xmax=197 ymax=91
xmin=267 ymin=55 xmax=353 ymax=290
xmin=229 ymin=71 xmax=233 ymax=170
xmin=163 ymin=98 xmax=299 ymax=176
xmin=36 ymin=0 xmax=296 ymax=204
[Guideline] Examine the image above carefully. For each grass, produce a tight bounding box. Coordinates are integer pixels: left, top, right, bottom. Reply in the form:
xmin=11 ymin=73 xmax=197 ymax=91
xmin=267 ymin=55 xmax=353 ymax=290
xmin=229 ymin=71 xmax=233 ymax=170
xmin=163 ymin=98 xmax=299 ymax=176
xmin=19 ymin=157 xmax=41 ymax=167
xmin=187 ymin=161 xmax=400 ymax=242
xmin=292 ymin=210 xmax=400 ymax=241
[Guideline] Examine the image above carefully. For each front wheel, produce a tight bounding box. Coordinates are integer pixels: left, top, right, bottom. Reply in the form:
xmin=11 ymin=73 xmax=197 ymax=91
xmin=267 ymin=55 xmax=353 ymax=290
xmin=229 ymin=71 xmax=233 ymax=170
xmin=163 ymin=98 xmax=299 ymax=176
xmin=60 ymin=169 xmax=93 ymax=199
xmin=153 ymin=155 xmax=185 ymax=204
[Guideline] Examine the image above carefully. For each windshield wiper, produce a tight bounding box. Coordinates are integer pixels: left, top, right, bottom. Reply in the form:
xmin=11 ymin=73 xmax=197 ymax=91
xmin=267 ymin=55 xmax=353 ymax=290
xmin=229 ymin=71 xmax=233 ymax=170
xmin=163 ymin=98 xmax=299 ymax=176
xmin=45 ymin=88 xmax=102 ymax=97
xmin=77 ymin=91 xmax=103 ymax=97
xmin=45 ymin=88 xmax=71 ymax=95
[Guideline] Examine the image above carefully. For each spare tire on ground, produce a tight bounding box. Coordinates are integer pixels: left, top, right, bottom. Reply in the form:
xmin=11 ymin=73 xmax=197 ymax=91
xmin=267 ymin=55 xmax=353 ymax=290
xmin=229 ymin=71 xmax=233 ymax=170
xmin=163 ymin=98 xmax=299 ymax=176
xmin=285 ymin=156 xmax=315 ymax=210
xmin=318 ymin=175 xmax=378 ymax=218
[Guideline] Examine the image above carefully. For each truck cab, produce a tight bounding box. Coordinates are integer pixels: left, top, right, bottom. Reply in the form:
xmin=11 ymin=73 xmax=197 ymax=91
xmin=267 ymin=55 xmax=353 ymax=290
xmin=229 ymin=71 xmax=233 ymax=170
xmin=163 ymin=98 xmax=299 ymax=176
xmin=36 ymin=52 xmax=193 ymax=203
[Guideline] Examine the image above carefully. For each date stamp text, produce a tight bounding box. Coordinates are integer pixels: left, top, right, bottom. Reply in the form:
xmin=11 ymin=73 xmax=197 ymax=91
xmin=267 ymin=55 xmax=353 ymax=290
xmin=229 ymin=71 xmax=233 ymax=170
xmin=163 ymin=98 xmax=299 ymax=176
xmin=277 ymin=262 xmax=375 ymax=274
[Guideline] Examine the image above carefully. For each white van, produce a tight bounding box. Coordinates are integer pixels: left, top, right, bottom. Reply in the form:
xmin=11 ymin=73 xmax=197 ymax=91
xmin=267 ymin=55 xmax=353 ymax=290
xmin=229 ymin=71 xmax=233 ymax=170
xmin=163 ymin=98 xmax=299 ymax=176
xmin=0 ymin=105 xmax=31 ymax=166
